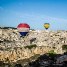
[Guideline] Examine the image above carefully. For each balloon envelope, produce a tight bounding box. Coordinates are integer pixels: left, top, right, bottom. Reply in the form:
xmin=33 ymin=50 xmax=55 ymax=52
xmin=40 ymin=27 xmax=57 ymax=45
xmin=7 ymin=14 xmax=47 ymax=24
xmin=17 ymin=23 xmax=30 ymax=36
xmin=44 ymin=23 xmax=50 ymax=29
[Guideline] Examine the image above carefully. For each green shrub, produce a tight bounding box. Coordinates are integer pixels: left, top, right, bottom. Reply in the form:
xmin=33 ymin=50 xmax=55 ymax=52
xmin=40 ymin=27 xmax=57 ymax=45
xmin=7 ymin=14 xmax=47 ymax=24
xmin=47 ymin=50 xmax=56 ymax=59
xmin=48 ymin=50 xmax=56 ymax=55
xmin=62 ymin=45 xmax=67 ymax=51
xmin=24 ymin=44 xmax=37 ymax=49
xmin=48 ymin=50 xmax=54 ymax=53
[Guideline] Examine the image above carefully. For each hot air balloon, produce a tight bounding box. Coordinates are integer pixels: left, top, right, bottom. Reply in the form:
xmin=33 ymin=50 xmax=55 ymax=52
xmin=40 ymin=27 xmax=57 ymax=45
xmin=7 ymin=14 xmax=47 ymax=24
xmin=44 ymin=23 xmax=50 ymax=30
xmin=17 ymin=23 xmax=30 ymax=36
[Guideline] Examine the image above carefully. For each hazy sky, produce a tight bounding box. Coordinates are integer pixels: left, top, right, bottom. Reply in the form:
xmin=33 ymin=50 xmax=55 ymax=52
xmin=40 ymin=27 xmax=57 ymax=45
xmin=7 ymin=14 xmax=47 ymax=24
xmin=0 ymin=0 xmax=67 ymax=30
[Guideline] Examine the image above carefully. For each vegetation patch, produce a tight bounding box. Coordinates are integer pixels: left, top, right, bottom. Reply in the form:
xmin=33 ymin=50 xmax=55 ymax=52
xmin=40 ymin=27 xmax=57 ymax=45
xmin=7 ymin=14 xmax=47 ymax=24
xmin=48 ymin=50 xmax=55 ymax=54
xmin=62 ymin=45 xmax=67 ymax=51
xmin=24 ymin=44 xmax=37 ymax=49
xmin=48 ymin=50 xmax=56 ymax=56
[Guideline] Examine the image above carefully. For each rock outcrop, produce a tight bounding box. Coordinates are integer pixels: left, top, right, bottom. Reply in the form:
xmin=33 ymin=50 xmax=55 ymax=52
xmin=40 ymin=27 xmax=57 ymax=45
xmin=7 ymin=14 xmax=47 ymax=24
xmin=0 ymin=27 xmax=67 ymax=63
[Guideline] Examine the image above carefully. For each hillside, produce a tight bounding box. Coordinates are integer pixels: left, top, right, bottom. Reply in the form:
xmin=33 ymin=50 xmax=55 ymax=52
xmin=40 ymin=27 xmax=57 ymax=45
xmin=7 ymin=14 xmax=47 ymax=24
xmin=0 ymin=27 xmax=67 ymax=63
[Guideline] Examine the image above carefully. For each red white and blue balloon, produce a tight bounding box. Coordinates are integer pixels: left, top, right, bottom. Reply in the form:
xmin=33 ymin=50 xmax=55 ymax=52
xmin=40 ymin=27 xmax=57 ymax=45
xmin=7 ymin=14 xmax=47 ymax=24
xmin=17 ymin=23 xmax=30 ymax=36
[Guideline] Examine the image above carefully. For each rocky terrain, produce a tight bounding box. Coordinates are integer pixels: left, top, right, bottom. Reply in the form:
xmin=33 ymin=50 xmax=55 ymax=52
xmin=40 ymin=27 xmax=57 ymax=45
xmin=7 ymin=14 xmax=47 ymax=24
xmin=27 ymin=52 xmax=67 ymax=67
xmin=0 ymin=27 xmax=67 ymax=67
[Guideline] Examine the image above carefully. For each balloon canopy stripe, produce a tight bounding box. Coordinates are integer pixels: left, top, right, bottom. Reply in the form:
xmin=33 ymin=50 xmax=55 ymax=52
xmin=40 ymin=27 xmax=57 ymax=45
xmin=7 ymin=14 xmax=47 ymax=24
xmin=17 ymin=23 xmax=30 ymax=28
xmin=19 ymin=32 xmax=28 ymax=36
xmin=17 ymin=28 xmax=29 ymax=32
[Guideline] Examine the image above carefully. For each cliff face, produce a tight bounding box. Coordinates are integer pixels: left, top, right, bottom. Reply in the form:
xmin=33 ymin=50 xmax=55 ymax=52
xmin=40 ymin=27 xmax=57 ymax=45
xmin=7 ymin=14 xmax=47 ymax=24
xmin=0 ymin=27 xmax=67 ymax=62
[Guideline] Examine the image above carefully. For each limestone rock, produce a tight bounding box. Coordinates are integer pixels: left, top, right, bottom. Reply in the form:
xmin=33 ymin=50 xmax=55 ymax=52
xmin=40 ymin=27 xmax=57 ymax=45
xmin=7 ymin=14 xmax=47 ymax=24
xmin=0 ymin=27 xmax=67 ymax=62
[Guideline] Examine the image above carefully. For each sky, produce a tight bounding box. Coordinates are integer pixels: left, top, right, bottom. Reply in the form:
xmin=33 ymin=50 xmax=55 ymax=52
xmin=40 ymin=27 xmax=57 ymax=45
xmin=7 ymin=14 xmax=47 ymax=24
xmin=0 ymin=0 xmax=67 ymax=30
